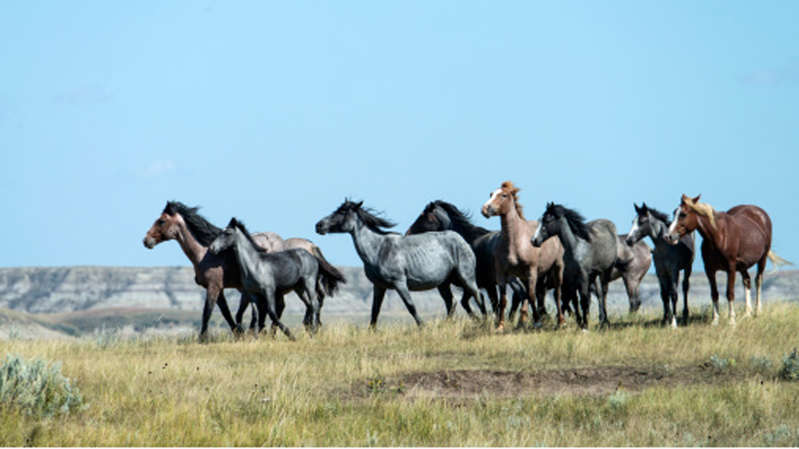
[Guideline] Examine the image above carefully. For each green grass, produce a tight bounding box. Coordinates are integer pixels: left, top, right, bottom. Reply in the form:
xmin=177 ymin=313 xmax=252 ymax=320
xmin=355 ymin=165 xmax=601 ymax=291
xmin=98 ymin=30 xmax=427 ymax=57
xmin=1 ymin=302 xmax=799 ymax=446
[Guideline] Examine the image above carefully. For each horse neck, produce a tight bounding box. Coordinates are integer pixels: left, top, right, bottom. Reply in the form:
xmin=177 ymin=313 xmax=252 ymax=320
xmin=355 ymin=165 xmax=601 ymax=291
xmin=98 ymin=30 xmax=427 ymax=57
xmin=450 ymin=217 xmax=485 ymax=244
xmin=498 ymin=203 xmax=528 ymax=248
xmin=173 ymin=216 xmax=208 ymax=268
xmin=231 ymin=232 xmax=262 ymax=280
xmin=695 ymin=211 xmax=726 ymax=252
xmin=349 ymin=220 xmax=386 ymax=266
xmin=554 ymin=216 xmax=583 ymax=256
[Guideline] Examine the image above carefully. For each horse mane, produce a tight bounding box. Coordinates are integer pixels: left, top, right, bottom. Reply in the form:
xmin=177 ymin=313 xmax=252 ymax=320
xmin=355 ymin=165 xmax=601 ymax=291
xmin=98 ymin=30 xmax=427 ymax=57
xmin=431 ymin=200 xmax=491 ymax=237
xmin=340 ymin=200 xmax=397 ymax=235
xmin=546 ymin=203 xmax=592 ymax=242
xmin=500 ymin=181 xmax=525 ymax=219
xmin=646 ymin=207 xmax=671 ymax=224
xmin=229 ymin=218 xmax=268 ymax=253
xmin=682 ymin=195 xmax=717 ymax=229
xmin=164 ymin=201 xmax=222 ymax=246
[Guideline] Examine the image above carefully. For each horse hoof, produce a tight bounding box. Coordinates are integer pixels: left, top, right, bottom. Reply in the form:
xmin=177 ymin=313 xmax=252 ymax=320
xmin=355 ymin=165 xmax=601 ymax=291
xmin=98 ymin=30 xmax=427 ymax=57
xmin=532 ymin=321 xmax=543 ymax=330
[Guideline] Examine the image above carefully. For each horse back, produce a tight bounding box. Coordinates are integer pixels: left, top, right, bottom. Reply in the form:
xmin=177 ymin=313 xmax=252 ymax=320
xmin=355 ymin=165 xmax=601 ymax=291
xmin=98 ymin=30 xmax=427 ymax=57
xmin=257 ymin=249 xmax=309 ymax=288
xmin=587 ymin=219 xmax=618 ymax=269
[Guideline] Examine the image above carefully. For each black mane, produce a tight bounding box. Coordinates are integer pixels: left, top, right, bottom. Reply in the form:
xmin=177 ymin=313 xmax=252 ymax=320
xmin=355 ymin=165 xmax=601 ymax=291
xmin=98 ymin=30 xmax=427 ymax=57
xmin=164 ymin=201 xmax=222 ymax=246
xmin=430 ymin=200 xmax=491 ymax=239
xmin=338 ymin=200 xmax=397 ymax=235
xmin=229 ymin=218 xmax=268 ymax=253
xmin=545 ymin=203 xmax=592 ymax=242
xmin=646 ymin=207 xmax=671 ymax=224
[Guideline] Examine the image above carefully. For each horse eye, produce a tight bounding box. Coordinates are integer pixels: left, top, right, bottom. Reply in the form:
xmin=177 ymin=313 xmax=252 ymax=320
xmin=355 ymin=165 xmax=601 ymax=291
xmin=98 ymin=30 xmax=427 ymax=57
xmin=157 ymin=219 xmax=165 ymax=225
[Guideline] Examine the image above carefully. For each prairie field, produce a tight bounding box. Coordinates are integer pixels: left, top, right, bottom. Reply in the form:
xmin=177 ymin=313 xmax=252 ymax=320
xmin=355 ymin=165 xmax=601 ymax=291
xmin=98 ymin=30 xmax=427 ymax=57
xmin=2 ymin=303 xmax=799 ymax=446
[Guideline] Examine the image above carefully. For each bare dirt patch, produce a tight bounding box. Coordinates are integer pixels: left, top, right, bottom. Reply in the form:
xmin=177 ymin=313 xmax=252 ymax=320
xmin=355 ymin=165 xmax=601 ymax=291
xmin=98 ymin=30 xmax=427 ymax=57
xmin=352 ymin=364 xmax=746 ymax=399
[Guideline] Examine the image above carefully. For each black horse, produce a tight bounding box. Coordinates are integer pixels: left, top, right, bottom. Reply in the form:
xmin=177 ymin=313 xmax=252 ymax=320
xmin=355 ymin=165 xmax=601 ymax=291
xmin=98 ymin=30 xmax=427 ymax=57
xmin=532 ymin=203 xmax=618 ymax=329
xmin=626 ymin=203 xmax=695 ymax=327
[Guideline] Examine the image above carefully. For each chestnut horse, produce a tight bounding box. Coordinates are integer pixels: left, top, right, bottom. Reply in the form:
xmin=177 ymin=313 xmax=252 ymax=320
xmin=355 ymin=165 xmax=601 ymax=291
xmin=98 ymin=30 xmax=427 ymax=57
xmin=481 ymin=181 xmax=565 ymax=329
xmin=667 ymin=194 xmax=791 ymax=325
xmin=143 ymin=201 xmax=344 ymax=341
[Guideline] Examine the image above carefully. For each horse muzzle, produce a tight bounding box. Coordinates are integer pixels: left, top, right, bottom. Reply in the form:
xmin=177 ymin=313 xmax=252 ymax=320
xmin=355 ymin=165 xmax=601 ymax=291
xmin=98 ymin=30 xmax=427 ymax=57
xmin=481 ymin=205 xmax=495 ymax=218
xmin=143 ymin=237 xmax=156 ymax=249
xmin=315 ymin=222 xmax=328 ymax=235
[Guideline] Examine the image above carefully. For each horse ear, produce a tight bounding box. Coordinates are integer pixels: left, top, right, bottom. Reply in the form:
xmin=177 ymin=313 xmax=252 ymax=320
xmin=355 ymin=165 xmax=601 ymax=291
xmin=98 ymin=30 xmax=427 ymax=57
xmin=641 ymin=202 xmax=648 ymax=212
xmin=681 ymin=194 xmax=691 ymax=205
xmin=692 ymin=194 xmax=701 ymax=203
xmin=633 ymin=203 xmax=640 ymax=213
xmin=355 ymin=201 xmax=363 ymax=209
xmin=227 ymin=217 xmax=237 ymax=227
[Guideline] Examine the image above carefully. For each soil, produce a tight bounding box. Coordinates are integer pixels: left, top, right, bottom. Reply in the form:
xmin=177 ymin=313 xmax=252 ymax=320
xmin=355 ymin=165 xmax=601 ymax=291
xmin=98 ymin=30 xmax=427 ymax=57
xmin=351 ymin=363 xmax=747 ymax=399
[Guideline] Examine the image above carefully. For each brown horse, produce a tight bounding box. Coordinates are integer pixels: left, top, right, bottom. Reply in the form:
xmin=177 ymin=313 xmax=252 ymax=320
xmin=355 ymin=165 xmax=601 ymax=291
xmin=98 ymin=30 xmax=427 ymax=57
xmin=143 ymin=201 xmax=344 ymax=341
xmin=481 ymin=181 xmax=565 ymax=329
xmin=667 ymin=194 xmax=791 ymax=325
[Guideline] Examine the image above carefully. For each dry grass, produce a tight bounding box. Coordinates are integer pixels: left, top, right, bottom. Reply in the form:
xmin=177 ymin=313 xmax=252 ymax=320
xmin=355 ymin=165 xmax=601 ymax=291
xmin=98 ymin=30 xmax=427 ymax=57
xmin=1 ymin=302 xmax=799 ymax=446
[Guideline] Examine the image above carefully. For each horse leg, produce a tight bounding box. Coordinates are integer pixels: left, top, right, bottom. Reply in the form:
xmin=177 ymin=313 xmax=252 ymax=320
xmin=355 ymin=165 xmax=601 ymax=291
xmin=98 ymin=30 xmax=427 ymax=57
xmin=621 ymin=275 xmax=637 ymax=314
xmin=301 ymin=278 xmax=321 ymax=335
xmin=707 ymin=269 xmax=720 ymax=326
xmin=552 ymin=264 xmax=564 ymax=328
xmin=394 ymin=284 xmax=423 ymax=327
xmin=525 ymin=269 xmax=541 ymax=329
xmin=593 ymin=275 xmax=610 ymax=329
xmin=496 ymin=281 xmax=508 ymax=331
xmin=682 ymin=266 xmax=692 ymax=325
xmin=578 ymin=281 xmax=591 ymax=331
xmin=233 ymin=291 xmax=250 ymax=334
xmin=535 ymin=280 xmax=547 ymax=318
xmin=741 ymin=269 xmax=752 ymax=318
xmin=725 ymin=266 xmax=737 ymax=326
xmin=369 ymin=286 xmax=387 ymax=330
xmin=199 ymin=286 xmax=221 ymax=343
xmin=263 ymin=290 xmax=295 ymax=341
xmin=270 ymin=293 xmax=286 ymax=338
xmin=755 ymin=255 xmax=767 ymax=316
xmin=658 ymin=274 xmax=670 ymax=326
xmin=670 ymin=271 xmax=680 ymax=328
xmin=600 ymin=274 xmax=611 ymax=328
xmin=215 ymin=290 xmax=239 ymax=336
xmin=437 ymin=284 xmax=456 ymax=319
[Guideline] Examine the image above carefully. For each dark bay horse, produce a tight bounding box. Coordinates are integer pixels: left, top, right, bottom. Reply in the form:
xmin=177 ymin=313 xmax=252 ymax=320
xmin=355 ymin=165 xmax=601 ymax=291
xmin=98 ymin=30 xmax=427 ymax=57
xmin=667 ymin=194 xmax=791 ymax=325
xmin=406 ymin=200 xmax=537 ymax=323
xmin=626 ymin=202 xmax=694 ymax=327
xmin=209 ymin=218 xmax=331 ymax=339
xmin=532 ymin=203 xmax=617 ymax=330
xmin=315 ymin=200 xmax=486 ymax=328
xmin=482 ymin=182 xmax=565 ymax=329
xmin=143 ymin=201 xmax=344 ymax=341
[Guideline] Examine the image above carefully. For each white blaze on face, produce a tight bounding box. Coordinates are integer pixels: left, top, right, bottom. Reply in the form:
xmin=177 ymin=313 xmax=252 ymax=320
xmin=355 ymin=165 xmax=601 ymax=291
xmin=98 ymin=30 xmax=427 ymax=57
xmin=482 ymin=189 xmax=502 ymax=216
xmin=667 ymin=208 xmax=680 ymax=237
xmin=533 ymin=221 xmax=543 ymax=242
xmin=626 ymin=218 xmax=639 ymax=242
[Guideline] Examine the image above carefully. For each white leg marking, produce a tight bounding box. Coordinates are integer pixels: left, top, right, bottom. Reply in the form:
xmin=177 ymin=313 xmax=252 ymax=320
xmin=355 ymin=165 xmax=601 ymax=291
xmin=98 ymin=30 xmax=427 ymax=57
xmin=712 ymin=303 xmax=719 ymax=326
xmin=729 ymin=301 xmax=736 ymax=326
xmin=756 ymin=278 xmax=762 ymax=316
xmin=744 ymin=286 xmax=752 ymax=317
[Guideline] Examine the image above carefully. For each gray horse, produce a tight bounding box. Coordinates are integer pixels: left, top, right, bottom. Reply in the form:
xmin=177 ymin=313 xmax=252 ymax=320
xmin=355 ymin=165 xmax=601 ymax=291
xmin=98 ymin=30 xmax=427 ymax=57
xmin=405 ymin=200 xmax=536 ymax=322
xmin=626 ymin=203 xmax=695 ymax=327
xmin=315 ymin=200 xmax=486 ymax=328
xmin=590 ymin=235 xmax=651 ymax=313
xmin=209 ymin=218 xmax=326 ymax=340
xmin=532 ymin=203 xmax=617 ymax=329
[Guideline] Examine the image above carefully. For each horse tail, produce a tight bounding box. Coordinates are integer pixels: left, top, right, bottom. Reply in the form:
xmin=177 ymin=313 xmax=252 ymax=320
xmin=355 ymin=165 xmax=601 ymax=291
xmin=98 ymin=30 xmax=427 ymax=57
xmin=311 ymin=245 xmax=346 ymax=300
xmin=767 ymin=250 xmax=793 ymax=268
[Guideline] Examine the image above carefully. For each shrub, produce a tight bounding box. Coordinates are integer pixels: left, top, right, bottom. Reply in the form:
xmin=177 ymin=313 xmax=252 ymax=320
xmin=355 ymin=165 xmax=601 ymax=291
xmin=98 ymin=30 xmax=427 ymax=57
xmin=0 ymin=354 xmax=84 ymax=417
xmin=779 ymin=348 xmax=799 ymax=381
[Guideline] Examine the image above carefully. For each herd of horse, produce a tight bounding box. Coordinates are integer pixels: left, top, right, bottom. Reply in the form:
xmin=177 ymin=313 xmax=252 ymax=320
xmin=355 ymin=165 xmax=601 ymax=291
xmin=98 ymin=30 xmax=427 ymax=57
xmin=143 ymin=181 xmax=791 ymax=341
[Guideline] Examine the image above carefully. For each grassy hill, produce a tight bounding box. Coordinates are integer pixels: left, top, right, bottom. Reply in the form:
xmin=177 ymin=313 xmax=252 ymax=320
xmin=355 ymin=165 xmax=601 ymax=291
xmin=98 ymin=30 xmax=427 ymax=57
xmin=1 ymin=302 xmax=798 ymax=446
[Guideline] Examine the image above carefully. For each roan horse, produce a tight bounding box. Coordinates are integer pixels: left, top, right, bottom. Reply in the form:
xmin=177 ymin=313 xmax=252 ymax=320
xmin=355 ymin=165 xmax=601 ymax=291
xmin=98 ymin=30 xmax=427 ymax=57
xmin=406 ymin=200 xmax=541 ymax=323
xmin=209 ymin=218 xmax=333 ymax=339
xmin=481 ymin=182 xmax=565 ymax=329
xmin=626 ymin=202 xmax=695 ymax=327
xmin=315 ymin=200 xmax=486 ymax=328
xmin=666 ymin=194 xmax=791 ymax=325
xmin=599 ymin=235 xmax=651 ymax=314
xmin=143 ymin=201 xmax=344 ymax=340
xmin=532 ymin=203 xmax=617 ymax=329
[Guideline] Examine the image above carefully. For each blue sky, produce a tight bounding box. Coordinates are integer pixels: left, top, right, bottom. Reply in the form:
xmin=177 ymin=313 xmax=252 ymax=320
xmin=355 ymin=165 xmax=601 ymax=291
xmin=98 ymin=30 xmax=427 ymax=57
xmin=1 ymin=1 xmax=797 ymax=269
